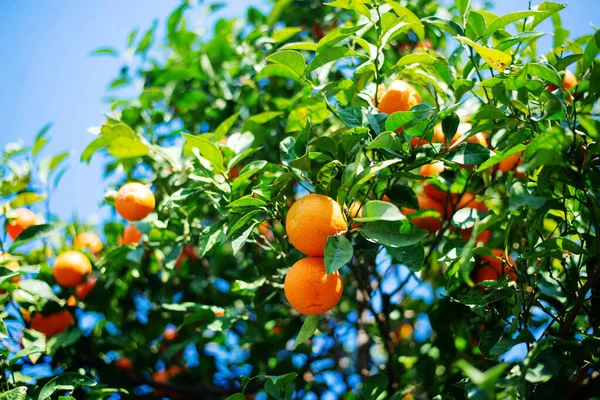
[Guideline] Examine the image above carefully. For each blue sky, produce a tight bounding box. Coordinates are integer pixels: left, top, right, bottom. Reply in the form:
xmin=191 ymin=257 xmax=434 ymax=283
xmin=0 ymin=0 xmax=596 ymax=222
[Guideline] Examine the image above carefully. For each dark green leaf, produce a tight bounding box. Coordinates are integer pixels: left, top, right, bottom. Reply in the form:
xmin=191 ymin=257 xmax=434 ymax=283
xmin=324 ymin=235 xmax=353 ymax=275
xmin=293 ymin=315 xmax=319 ymax=346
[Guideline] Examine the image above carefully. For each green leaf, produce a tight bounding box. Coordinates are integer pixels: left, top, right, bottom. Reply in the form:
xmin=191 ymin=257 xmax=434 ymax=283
xmin=264 ymin=50 xmax=306 ymax=80
xmin=0 ymin=387 xmax=27 ymax=400
xmin=0 ymin=318 xmax=7 ymax=337
xmin=456 ymin=36 xmax=512 ymax=72
xmin=229 ymin=196 xmax=267 ymax=209
xmin=10 ymin=223 xmax=65 ymax=251
xmin=293 ymin=315 xmax=319 ymax=346
xmin=385 ymin=1 xmax=425 ymax=39
xmin=525 ymin=349 xmax=562 ymax=383
xmin=32 ymin=123 xmax=53 ymax=157
xmin=19 ymin=280 xmax=57 ymax=300
xmin=325 ymin=0 xmax=371 ymax=19
xmin=317 ymin=24 xmax=368 ymax=53
xmin=476 ymin=144 xmax=526 ymax=172
xmin=422 ymin=16 xmax=464 ymax=36
xmin=38 ymin=373 xmax=97 ymax=400
xmin=213 ymin=113 xmax=240 ymax=142
xmin=182 ymin=133 xmax=225 ymax=173
xmin=366 ymin=132 xmax=403 ymax=151
xmin=386 ymin=242 xmax=425 ymax=271
xmin=197 ymin=223 xmax=226 ymax=258
xmin=444 ymin=143 xmax=493 ymax=165
xmin=354 ymin=201 xmax=404 ymax=222
xmin=483 ymin=10 xmax=543 ymax=37
xmin=10 ymin=346 xmax=45 ymax=367
xmin=359 ymin=220 xmax=428 ymax=247
xmin=324 ymin=235 xmax=353 ymax=275
xmin=89 ymin=47 xmax=118 ymax=57
xmin=527 ymin=63 xmax=562 ymax=87
xmin=554 ymin=54 xmax=583 ymax=71
xmin=306 ymin=47 xmax=363 ymax=74
xmin=362 ymin=374 xmax=388 ymax=400
xmin=10 ymin=192 xmax=46 ymax=208
xmin=271 ymin=27 xmax=303 ymax=43
xmin=584 ymin=31 xmax=600 ymax=70
xmin=225 ymin=395 xmax=246 ymax=400
xmin=39 ymin=151 xmax=70 ymax=185
xmin=396 ymin=53 xmax=442 ymax=68
xmin=495 ymin=32 xmax=547 ymax=51
xmin=81 ymin=136 xmax=109 ymax=163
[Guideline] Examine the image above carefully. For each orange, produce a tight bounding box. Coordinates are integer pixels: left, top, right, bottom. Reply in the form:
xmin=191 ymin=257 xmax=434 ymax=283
xmin=115 ymin=357 xmax=134 ymax=371
xmin=498 ymin=153 xmax=525 ymax=178
xmin=285 ymin=194 xmax=347 ymax=257
xmin=420 ymin=161 xmax=445 ymax=177
xmin=6 ymin=208 xmax=36 ymax=240
xmin=348 ymin=200 xmax=363 ymax=229
xmin=548 ymin=69 xmax=577 ymax=92
xmin=284 ymin=257 xmax=343 ymax=315
xmin=460 ymin=228 xmax=491 ymax=245
xmin=449 ymin=123 xmax=488 ymax=150
xmin=414 ymin=38 xmax=433 ymax=51
xmin=75 ymin=275 xmax=97 ymax=299
xmin=66 ymin=295 xmax=77 ymax=306
xmin=115 ymin=182 xmax=155 ymax=221
xmin=119 ymin=224 xmax=142 ymax=245
xmin=397 ymin=323 xmax=414 ymax=340
xmin=166 ymin=365 xmax=183 ymax=377
xmin=410 ymin=124 xmax=447 ymax=148
xmin=258 ymin=221 xmax=275 ymax=243
xmin=164 ymin=326 xmax=178 ymax=341
xmin=423 ymin=184 xmax=447 ymax=203
xmin=481 ymin=249 xmax=516 ymax=281
xmin=53 ymin=251 xmax=92 ymax=288
xmin=30 ymin=310 xmax=74 ymax=338
xmin=402 ymin=194 xmax=444 ymax=234
xmin=377 ymin=80 xmax=421 ymax=132
xmin=446 ymin=192 xmax=485 ymax=219
xmin=73 ymin=232 xmax=103 ymax=254
xmin=0 ymin=252 xmax=20 ymax=282
xmin=472 ymin=266 xmax=499 ymax=292
xmin=152 ymin=370 xmax=169 ymax=383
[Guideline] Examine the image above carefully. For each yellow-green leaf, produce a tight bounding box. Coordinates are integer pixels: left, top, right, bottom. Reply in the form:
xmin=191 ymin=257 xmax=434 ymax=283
xmin=456 ymin=36 xmax=512 ymax=72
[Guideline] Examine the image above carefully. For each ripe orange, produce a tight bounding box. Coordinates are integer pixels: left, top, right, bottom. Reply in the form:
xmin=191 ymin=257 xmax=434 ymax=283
xmin=66 ymin=295 xmax=77 ymax=306
xmin=285 ymin=194 xmax=347 ymax=257
xmin=73 ymin=232 xmax=103 ymax=254
xmin=152 ymin=370 xmax=169 ymax=383
xmin=548 ymin=69 xmax=577 ymax=92
xmin=397 ymin=323 xmax=414 ymax=340
xmin=115 ymin=357 xmax=134 ymax=371
xmin=446 ymin=192 xmax=486 ymax=219
xmin=423 ymin=184 xmax=448 ymax=203
xmin=348 ymin=200 xmax=363 ymax=229
xmin=376 ymin=80 xmax=421 ymax=132
xmin=284 ymin=257 xmax=343 ymax=315
xmin=30 ymin=310 xmax=74 ymax=338
xmin=414 ymin=38 xmax=433 ymax=51
xmin=481 ymin=249 xmax=516 ymax=281
xmin=410 ymin=124 xmax=447 ymax=148
xmin=449 ymin=123 xmax=488 ymax=150
xmin=0 ymin=252 xmax=20 ymax=282
xmin=115 ymin=182 xmax=156 ymax=221
xmin=75 ymin=275 xmax=97 ymax=299
xmin=258 ymin=221 xmax=275 ymax=242
xmin=164 ymin=326 xmax=178 ymax=341
xmin=402 ymin=194 xmax=444 ymax=234
xmin=53 ymin=251 xmax=92 ymax=288
xmin=460 ymin=228 xmax=491 ymax=245
xmin=498 ymin=152 xmax=525 ymax=178
xmin=472 ymin=265 xmax=499 ymax=292
xmin=420 ymin=161 xmax=445 ymax=177
xmin=6 ymin=208 xmax=36 ymax=240
xmin=166 ymin=365 xmax=183 ymax=377
xmin=119 ymin=224 xmax=142 ymax=245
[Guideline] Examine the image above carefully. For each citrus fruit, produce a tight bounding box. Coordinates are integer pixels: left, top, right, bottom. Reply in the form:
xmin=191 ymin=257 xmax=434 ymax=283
xmin=73 ymin=232 xmax=103 ymax=254
xmin=402 ymin=194 xmax=445 ymax=234
xmin=548 ymin=69 xmax=577 ymax=92
xmin=285 ymin=194 xmax=347 ymax=256
xmin=53 ymin=250 xmax=92 ymax=288
xmin=472 ymin=265 xmax=499 ymax=292
xmin=115 ymin=357 xmax=134 ymax=371
xmin=498 ymin=152 xmax=525 ymax=178
xmin=115 ymin=182 xmax=155 ymax=221
xmin=419 ymin=161 xmax=445 ymax=177
xmin=449 ymin=123 xmax=488 ymax=150
xmin=481 ymin=249 xmax=516 ymax=281
xmin=75 ymin=275 xmax=97 ymax=299
xmin=30 ymin=310 xmax=74 ymax=338
xmin=284 ymin=257 xmax=343 ymax=315
xmin=119 ymin=224 xmax=142 ymax=245
xmin=377 ymin=80 xmax=421 ymax=132
xmin=0 ymin=252 xmax=20 ymax=282
xmin=6 ymin=208 xmax=36 ymax=240
xmin=410 ymin=124 xmax=447 ymax=148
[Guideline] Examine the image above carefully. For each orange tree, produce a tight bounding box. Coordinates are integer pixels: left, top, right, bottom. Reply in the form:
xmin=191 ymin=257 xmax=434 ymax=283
xmin=1 ymin=0 xmax=599 ymax=399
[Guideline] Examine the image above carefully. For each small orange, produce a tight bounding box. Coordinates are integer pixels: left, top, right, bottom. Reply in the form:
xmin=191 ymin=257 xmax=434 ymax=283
xmin=115 ymin=357 xmax=134 ymax=371
xmin=30 ymin=310 xmax=74 ymax=338
xmin=73 ymin=232 xmax=103 ymax=254
xmin=414 ymin=38 xmax=433 ymax=51
xmin=166 ymin=365 xmax=183 ymax=377
xmin=460 ymin=228 xmax=491 ymax=245
xmin=397 ymin=323 xmax=414 ymax=340
xmin=164 ymin=326 xmax=178 ymax=341
xmin=75 ymin=275 xmax=97 ymax=299
xmin=6 ymin=208 xmax=36 ymax=240
xmin=152 ymin=370 xmax=169 ymax=383
xmin=423 ymin=184 xmax=448 ymax=204
xmin=419 ymin=161 xmax=445 ymax=177
xmin=377 ymin=80 xmax=421 ymax=132
xmin=115 ymin=182 xmax=155 ymax=221
xmin=498 ymin=153 xmax=525 ymax=178
xmin=348 ymin=200 xmax=363 ymax=229
xmin=410 ymin=124 xmax=447 ymax=148
xmin=285 ymin=194 xmax=347 ymax=257
xmin=0 ymin=253 xmax=20 ymax=282
xmin=548 ymin=69 xmax=577 ymax=92
xmin=284 ymin=257 xmax=343 ymax=315
xmin=481 ymin=249 xmax=516 ymax=280
xmin=258 ymin=221 xmax=275 ymax=243
xmin=66 ymin=295 xmax=77 ymax=306
xmin=449 ymin=123 xmax=488 ymax=150
xmin=472 ymin=266 xmax=499 ymax=292
xmin=119 ymin=224 xmax=142 ymax=245
xmin=402 ymin=194 xmax=444 ymax=234
xmin=53 ymin=251 xmax=92 ymax=288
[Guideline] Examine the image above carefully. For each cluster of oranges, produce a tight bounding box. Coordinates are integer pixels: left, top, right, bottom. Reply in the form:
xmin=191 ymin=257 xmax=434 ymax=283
xmin=3 ymin=182 xmax=155 ymax=339
xmin=284 ymin=194 xmax=346 ymax=315
xmin=472 ymin=249 xmax=517 ymax=292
